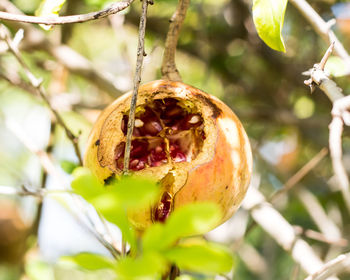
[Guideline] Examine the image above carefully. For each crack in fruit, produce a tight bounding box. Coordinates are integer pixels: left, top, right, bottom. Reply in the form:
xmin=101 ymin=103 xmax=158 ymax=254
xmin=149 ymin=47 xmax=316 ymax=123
xmin=115 ymin=98 xmax=205 ymax=172
xmin=154 ymin=191 xmax=173 ymax=223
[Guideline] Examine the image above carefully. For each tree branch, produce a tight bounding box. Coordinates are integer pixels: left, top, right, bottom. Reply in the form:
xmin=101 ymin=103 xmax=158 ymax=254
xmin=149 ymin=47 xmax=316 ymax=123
xmin=161 ymin=0 xmax=190 ymax=81
xmin=303 ymin=43 xmax=350 ymax=213
xmin=305 ymin=253 xmax=350 ymax=280
xmin=0 ymin=26 xmax=83 ymax=165
xmin=123 ymin=0 xmax=151 ymax=173
xmin=0 ymin=184 xmax=72 ymax=197
xmin=0 ymin=0 xmax=124 ymax=98
xmin=3 ymin=117 xmax=121 ymax=259
xmin=243 ymin=187 xmax=339 ymax=279
xmin=0 ymin=0 xmax=134 ymax=25
xmin=289 ymin=0 xmax=350 ymax=75
xmin=269 ymin=147 xmax=328 ymax=203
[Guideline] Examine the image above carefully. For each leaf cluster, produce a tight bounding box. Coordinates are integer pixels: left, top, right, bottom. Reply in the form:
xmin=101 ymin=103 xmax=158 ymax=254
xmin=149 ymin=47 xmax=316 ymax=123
xmin=65 ymin=168 xmax=233 ymax=279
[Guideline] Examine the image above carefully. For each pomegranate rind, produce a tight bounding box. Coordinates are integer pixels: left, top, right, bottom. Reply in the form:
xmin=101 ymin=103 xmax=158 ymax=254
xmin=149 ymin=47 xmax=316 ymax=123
xmin=84 ymin=80 xmax=252 ymax=230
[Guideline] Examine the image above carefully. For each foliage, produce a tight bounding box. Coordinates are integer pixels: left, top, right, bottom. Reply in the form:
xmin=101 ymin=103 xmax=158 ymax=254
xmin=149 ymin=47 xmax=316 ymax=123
xmin=35 ymin=0 xmax=66 ymax=30
xmin=252 ymin=0 xmax=288 ymax=52
xmin=66 ymin=168 xmax=233 ymax=279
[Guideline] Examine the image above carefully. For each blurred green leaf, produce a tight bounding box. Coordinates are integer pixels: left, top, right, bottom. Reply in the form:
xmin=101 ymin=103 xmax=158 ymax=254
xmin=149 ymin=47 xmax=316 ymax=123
xmin=109 ymin=176 xmax=159 ymax=208
xmin=71 ymin=167 xmax=104 ymax=201
xmin=142 ymin=223 xmax=167 ymax=252
xmin=92 ymin=197 xmax=137 ymax=250
xmin=60 ymin=160 xmax=78 ymax=174
xmin=61 ymin=253 xmax=115 ymax=271
xmin=164 ymin=243 xmax=233 ymax=274
xmin=25 ymin=259 xmax=54 ymax=280
xmin=164 ymin=202 xmax=222 ymax=238
xmin=142 ymin=202 xmax=222 ymax=253
xmin=115 ymin=253 xmax=167 ymax=280
xmin=71 ymin=170 xmax=159 ymax=251
xmin=35 ymin=0 xmax=66 ymax=30
xmin=252 ymin=0 xmax=287 ymax=52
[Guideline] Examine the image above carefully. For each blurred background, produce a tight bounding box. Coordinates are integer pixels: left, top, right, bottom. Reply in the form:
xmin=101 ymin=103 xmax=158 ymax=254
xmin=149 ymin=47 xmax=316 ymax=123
xmin=0 ymin=0 xmax=350 ymax=279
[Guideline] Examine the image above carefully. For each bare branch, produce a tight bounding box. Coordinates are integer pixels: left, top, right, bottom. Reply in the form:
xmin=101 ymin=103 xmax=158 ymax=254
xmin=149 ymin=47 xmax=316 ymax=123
xmin=303 ymin=44 xmax=350 ymax=213
xmin=123 ymin=0 xmax=150 ymax=173
xmin=4 ymin=118 xmax=121 ymax=259
xmin=293 ymin=226 xmax=347 ymax=247
xmin=304 ymin=252 xmax=350 ymax=280
xmin=161 ymin=0 xmax=190 ymax=81
xmin=0 ymin=25 xmax=83 ymax=165
xmin=289 ymin=0 xmax=350 ymax=75
xmin=242 ymin=187 xmax=339 ymax=279
xmin=0 ymin=0 xmax=134 ymax=25
xmin=0 ymin=0 xmax=123 ymax=98
xmin=0 ymin=184 xmax=72 ymax=197
xmin=329 ymin=98 xmax=350 ymax=213
xmin=296 ymin=188 xmax=342 ymax=242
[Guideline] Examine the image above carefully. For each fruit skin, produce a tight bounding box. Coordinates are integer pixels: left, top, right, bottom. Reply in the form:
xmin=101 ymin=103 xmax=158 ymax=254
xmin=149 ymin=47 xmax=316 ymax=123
xmin=84 ymin=80 xmax=252 ymax=230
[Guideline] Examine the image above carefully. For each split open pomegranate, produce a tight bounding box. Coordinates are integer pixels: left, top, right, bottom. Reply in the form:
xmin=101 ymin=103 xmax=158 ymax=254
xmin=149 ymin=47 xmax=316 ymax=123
xmin=84 ymin=80 xmax=252 ymax=230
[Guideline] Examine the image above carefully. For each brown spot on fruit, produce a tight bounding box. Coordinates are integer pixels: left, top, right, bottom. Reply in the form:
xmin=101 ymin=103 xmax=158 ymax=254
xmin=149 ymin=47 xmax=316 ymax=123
xmin=193 ymin=92 xmax=222 ymax=118
xmin=104 ymin=174 xmax=115 ymax=185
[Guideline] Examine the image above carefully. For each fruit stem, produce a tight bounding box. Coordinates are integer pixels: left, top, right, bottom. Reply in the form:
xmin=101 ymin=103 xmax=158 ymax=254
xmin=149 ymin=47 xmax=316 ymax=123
xmin=161 ymin=0 xmax=190 ymax=81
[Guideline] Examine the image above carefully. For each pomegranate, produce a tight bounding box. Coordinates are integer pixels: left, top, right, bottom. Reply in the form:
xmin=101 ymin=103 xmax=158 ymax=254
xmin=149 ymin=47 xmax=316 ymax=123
xmin=84 ymin=80 xmax=252 ymax=230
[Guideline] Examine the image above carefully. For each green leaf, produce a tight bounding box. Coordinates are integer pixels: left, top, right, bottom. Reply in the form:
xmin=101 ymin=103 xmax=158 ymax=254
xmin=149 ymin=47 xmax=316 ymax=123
xmin=164 ymin=202 xmax=222 ymax=238
xmin=164 ymin=243 xmax=233 ymax=274
xmin=61 ymin=253 xmax=115 ymax=271
xmin=36 ymin=0 xmax=66 ymax=30
xmin=109 ymin=176 xmax=159 ymax=208
xmin=142 ymin=223 xmax=167 ymax=252
xmin=142 ymin=202 xmax=222 ymax=253
xmin=60 ymin=160 xmax=78 ymax=174
xmin=92 ymin=197 xmax=137 ymax=250
xmin=71 ymin=167 xmax=104 ymax=201
xmin=115 ymin=253 xmax=167 ymax=280
xmin=25 ymin=259 xmax=54 ymax=280
xmin=71 ymin=170 xmax=159 ymax=251
xmin=252 ymin=0 xmax=288 ymax=52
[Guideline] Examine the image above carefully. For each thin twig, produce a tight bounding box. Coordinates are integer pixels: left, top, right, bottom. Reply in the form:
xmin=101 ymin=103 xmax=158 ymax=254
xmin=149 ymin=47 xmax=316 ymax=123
xmin=0 ymin=0 xmax=123 ymax=97
xmin=293 ymin=226 xmax=347 ymax=247
xmin=0 ymin=26 xmax=83 ymax=165
xmin=304 ymin=252 xmax=350 ymax=280
xmin=269 ymin=148 xmax=328 ymax=203
xmin=289 ymin=0 xmax=350 ymax=75
xmin=161 ymin=0 xmax=190 ymax=81
xmin=121 ymin=0 xmax=151 ymax=256
xmin=0 ymin=184 xmax=72 ymax=197
xmin=0 ymin=0 xmax=134 ymax=25
xmin=123 ymin=0 xmax=151 ymax=173
xmin=2 ymin=74 xmax=120 ymax=260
